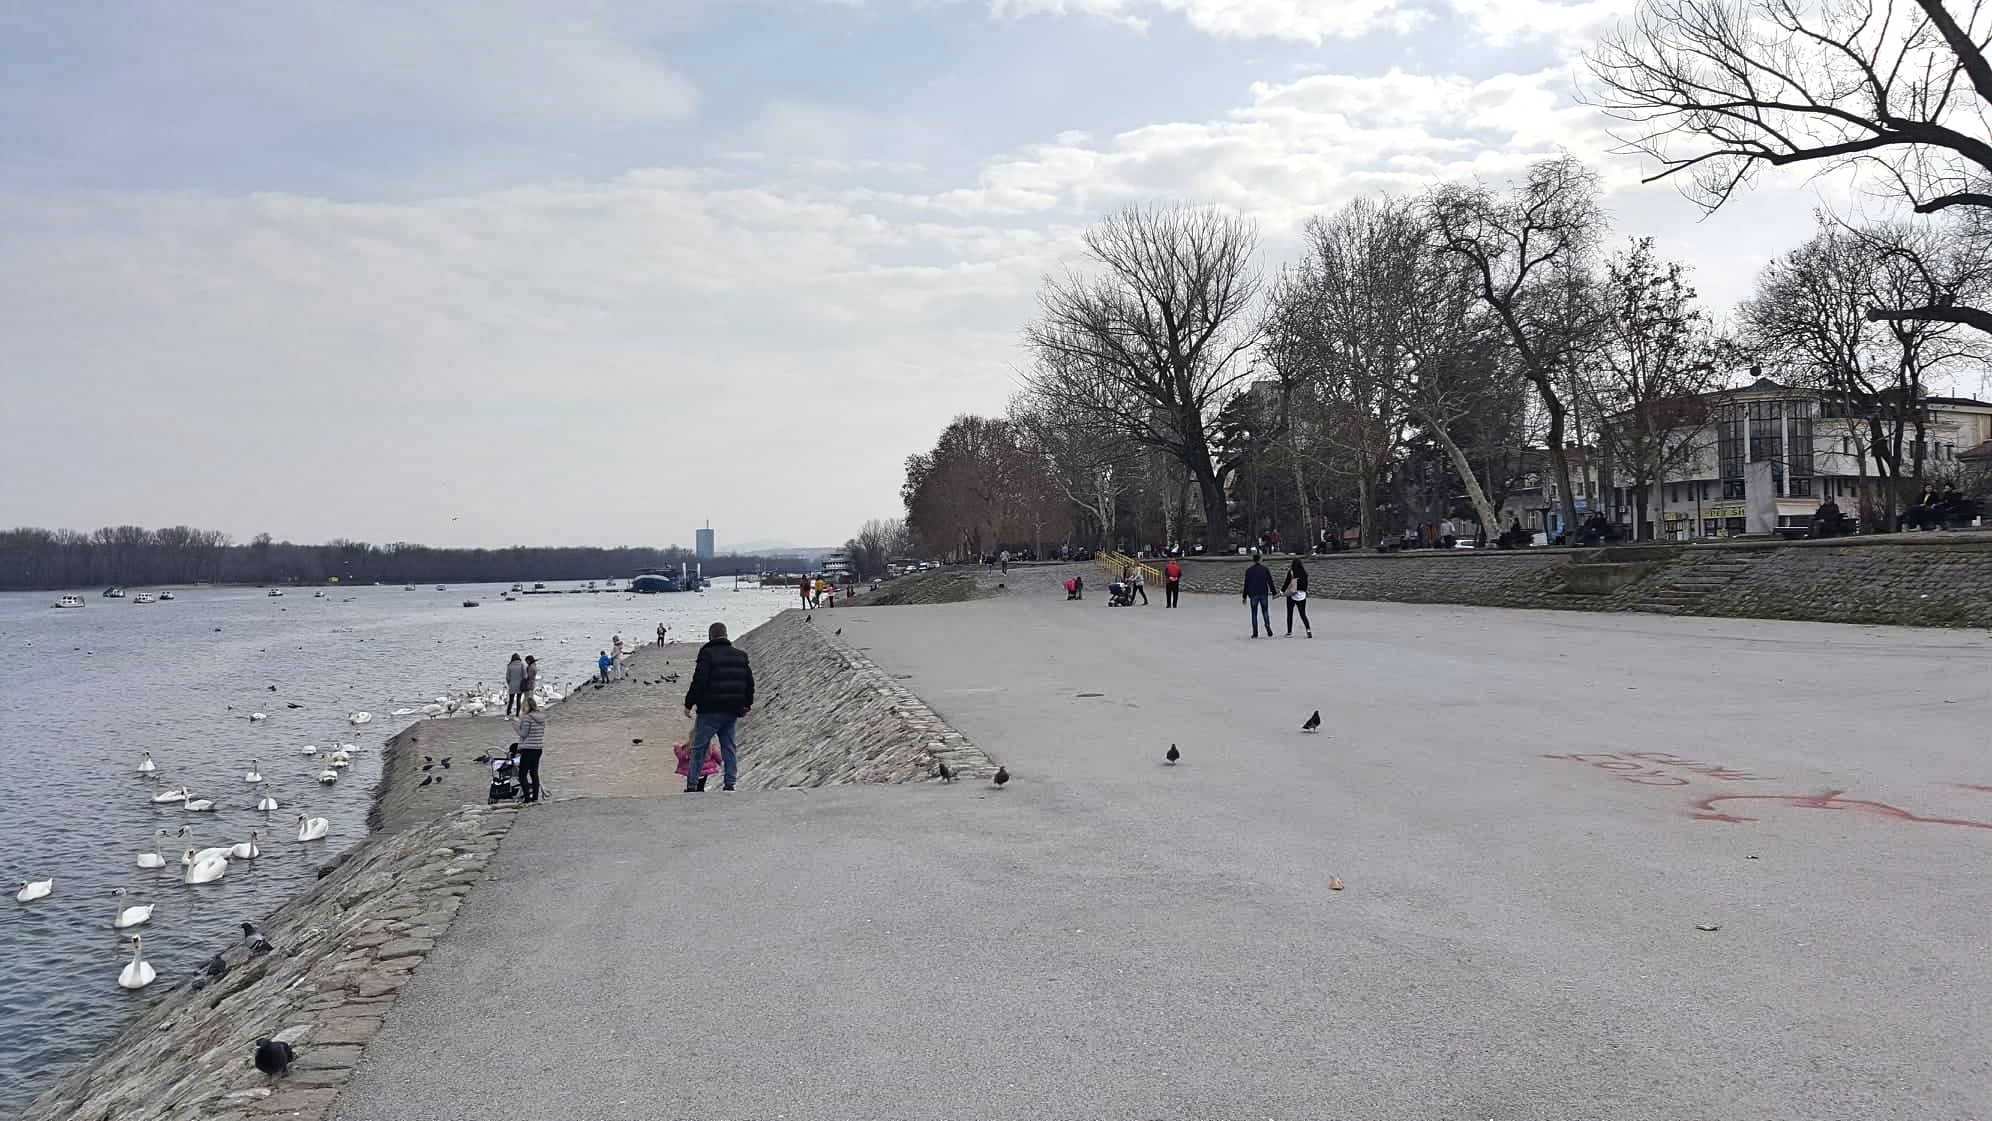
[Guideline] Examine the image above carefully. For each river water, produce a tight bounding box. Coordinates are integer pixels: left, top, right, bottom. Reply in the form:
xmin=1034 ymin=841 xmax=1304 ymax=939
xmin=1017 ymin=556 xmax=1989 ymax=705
xmin=0 ymin=580 xmax=789 ymax=1115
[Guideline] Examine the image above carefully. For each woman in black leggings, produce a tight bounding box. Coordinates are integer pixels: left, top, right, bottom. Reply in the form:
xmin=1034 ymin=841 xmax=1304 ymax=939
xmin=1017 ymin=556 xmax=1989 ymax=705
xmin=514 ymin=695 xmax=547 ymax=802
xmin=1282 ymin=559 xmax=1312 ymax=638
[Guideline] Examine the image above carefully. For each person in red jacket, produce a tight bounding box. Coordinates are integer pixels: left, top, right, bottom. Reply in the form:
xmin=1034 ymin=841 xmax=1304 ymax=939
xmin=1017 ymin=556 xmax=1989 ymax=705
xmin=1164 ymin=558 xmax=1183 ymax=608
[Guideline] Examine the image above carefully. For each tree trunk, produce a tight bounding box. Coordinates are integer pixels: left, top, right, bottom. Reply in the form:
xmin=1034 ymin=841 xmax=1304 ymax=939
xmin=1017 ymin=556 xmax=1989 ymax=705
xmin=1533 ymin=378 xmax=1584 ymax=543
xmin=1356 ymin=470 xmax=1376 ymax=550
xmin=1633 ymin=486 xmax=1650 ymax=540
xmin=1422 ymin=416 xmax=1501 ymax=543
xmin=1195 ymin=468 xmax=1229 ymax=553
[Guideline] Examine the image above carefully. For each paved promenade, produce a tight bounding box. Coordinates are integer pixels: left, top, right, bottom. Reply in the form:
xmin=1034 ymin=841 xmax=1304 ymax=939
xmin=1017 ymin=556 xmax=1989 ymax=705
xmin=335 ymin=577 xmax=1992 ymax=1121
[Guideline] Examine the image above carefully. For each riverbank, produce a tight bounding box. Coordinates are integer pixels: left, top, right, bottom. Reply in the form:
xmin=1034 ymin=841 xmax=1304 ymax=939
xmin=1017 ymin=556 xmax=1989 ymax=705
xmin=14 ymin=606 xmax=995 ymax=1120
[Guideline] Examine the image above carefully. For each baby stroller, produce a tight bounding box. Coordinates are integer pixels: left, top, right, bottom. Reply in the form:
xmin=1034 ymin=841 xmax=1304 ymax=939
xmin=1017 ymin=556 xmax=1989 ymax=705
xmin=487 ymin=746 xmax=521 ymax=803
xmin=1107 ymin=580 xmax=1136 ymax=607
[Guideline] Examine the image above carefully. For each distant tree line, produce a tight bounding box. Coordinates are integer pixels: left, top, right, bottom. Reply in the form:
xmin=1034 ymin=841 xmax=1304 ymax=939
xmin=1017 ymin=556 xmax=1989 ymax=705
xmin=0 ymin=525 xmax=807 ymax=591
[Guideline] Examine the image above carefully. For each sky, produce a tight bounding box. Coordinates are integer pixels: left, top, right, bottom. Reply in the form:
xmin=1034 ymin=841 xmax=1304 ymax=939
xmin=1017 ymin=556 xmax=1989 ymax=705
xmin=0 ymin=0 xmax=1859 ymax=551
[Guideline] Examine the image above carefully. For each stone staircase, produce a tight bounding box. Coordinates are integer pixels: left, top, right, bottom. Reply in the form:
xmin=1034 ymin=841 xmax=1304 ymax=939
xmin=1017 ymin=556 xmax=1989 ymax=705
xmin=1630 ymin=554 xmax=1763 ymax=614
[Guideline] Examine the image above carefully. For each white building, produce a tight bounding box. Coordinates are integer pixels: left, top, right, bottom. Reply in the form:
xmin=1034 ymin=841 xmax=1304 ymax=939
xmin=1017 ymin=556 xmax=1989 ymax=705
xmin=1600 ymin=377 xmax=1992 ymax=540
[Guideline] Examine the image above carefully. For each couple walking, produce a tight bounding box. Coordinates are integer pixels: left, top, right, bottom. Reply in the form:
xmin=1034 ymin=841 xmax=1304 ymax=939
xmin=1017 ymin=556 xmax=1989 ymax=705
xmin=678 ymin=622 xmax=755 ymax=792
xmin=1242 ymin=552 xmax=1312 ymax=638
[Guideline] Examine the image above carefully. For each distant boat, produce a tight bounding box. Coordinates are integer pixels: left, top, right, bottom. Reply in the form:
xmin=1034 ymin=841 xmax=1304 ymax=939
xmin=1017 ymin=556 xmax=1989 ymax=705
xmin=435 ymin=585 xmax=447 ymax=591
xmin=267 ymin=588 xmax=284 ymax=597
xmin=54 ymin=595 xmax=85 ymax=609
xmin=510 ymin=583 xmax=524 ymax=593
xmin=313 ymin=591 xmax=325 ymax=598
xmin=462 ymin=600 xmax=479 ymax=608
xmin=103 ymin=586 xmax=126 ymax=598
xmin=158 ymin=592 xmax=175 ymax=601
xmin=133 ymin=593 xmax=157 ymax=604
xmin=403 ymin=584 xmax=415 ymax=591
xmin=532 ymin=582 xmax=545 ymax=590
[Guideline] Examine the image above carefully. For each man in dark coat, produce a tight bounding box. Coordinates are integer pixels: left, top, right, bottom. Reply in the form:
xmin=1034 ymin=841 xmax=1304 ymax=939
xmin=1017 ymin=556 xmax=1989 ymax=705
xmin=1242 ymin=551 xmax=1276 ymax=638
xmin=683 ymin=622 xmax=755 ymax=792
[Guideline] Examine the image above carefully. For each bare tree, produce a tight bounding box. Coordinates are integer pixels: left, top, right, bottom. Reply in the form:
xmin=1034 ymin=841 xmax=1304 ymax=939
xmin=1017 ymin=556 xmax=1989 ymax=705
xmin=1740 ymin=215 xmax=1986 ymax=524
xmin=1265 ymin=198 xmax=1419 ymax=547
xmin=1009 ymin=392 xmax=1138 ymax=549
xmin=1585 ymin=238 xmax=1728 ymax=538
xmin=1585 ymin=0 xmax=1992 ymax=335
xmin=1427 ymin=157 xmax=1607 ymax=543
xmin=1023 ymin=204 xmax=1266 ymax=553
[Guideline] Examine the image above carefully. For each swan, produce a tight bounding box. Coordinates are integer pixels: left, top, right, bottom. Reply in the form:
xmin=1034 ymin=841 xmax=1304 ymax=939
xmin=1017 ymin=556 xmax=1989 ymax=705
xmin=118 ymin=935 xmax=157 ymax=989
xmin=152 ymin=786 xmax=189 ymax=804
xmin=249 ymin=712 xmax=268 ymax=722
xmin=256 ymin=794 xmax=279 ymax=812
xmin=329 ymin=755 xmax=352 ymax=770
xmin=135 ymin=830 xmax=169 ymax=869
xmin=112 ymin=888 xmax=154 ymax=929
xmin=229 ymin=832 xmax=261 ymax=860
xmin=244 ymin=760 xmax=263 ymax=784
xmin=17 ymin=879 xmax=53 ymax=903
xmin=184 ymin=852 xmax=227 ymax=884
xmin=348 ymin=711 xmax=372 ymax=725
xmin=184 ymin=842 xmax=231 ymax=865
xmin=137 ymin=751 xmax=157 ymax=775
xmin=183 ymin=795 xmax=216 ymax=812
xmin=316 ymin=769 xmax=338 ymax=785
xmin=296 ymin=815 xmax=330 ymax=842
xmin=300 ymin=744 xmax=318 ymax=756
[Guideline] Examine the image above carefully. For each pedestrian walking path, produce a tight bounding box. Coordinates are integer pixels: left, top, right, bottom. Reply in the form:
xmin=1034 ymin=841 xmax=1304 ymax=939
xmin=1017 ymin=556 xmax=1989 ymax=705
xmin=333 ymin=588 xmax=1992 ymax=1121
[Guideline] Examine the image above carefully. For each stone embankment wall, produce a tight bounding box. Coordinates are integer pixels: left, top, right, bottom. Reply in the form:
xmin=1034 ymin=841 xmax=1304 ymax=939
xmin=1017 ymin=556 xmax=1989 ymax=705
xmin=1173 ymin=536 xmax=1992 ymax=627
xmin=21 ymin=806 xmax=512 ymax=1121
xmin=733 ymin=611 xmax=996 ymax=787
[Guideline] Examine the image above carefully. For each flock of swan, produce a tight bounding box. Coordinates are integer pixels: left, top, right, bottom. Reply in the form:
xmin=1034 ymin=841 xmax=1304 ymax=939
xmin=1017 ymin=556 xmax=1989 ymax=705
xmin=14 ymin=744 xmax=341 ymax=990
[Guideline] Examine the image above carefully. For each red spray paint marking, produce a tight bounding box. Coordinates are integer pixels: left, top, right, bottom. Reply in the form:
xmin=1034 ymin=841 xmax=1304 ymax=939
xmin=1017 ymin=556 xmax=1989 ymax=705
xmin=1539 ymin=751 xmax=1766 ymax=788
xmin=1690 ymin=790 xmax=1992 ymax=832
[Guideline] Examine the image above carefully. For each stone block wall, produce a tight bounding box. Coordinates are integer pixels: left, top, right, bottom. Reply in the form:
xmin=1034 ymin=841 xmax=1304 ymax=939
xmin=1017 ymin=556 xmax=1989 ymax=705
xmin=733 ymin=612 xmax=995 ymax=788
xmin=1173 ymin=538 xmax=1992 ymax=628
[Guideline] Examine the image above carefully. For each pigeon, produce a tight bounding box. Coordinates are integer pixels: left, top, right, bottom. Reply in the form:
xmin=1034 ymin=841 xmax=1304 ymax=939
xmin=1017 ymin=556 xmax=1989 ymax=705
xmin=937 ymin=762 xmax=953 ymax=783
xmin=993 ymin=766 xmax=1010 ymax=788
xmin=473 ymin=752 xmax=493 ymax=764
xmin=1329 ymin=877 xmax=1344 ymax=891
xmin=285 ymin=702 xmax=303 ymax=710
xmin=419 ymin=775 xmax=434 ymax=787
xmin=203 ymin=953 xmax=229 ymax=979
xmin=1165 ymin=744 xmax=1180 ymax=765
xmin=439 ymin=757 xmax=451 ymax=769
xmin=267 ymin=685 xmax=278 ymax=692
xmin=631 ymin=738 xmax=644 ymax=745
xmin=240 ymin=921 xmax=274 ymax=956
xmin=835 ymin=628 xmax=843 ymax=637
xmin=1302 ymin=710 xmax=1322 ymax=733
xmin=423 ymin=755 xmax=433 ymax=766
xmin=254 ymin=1038 xmax=295 ymax=1076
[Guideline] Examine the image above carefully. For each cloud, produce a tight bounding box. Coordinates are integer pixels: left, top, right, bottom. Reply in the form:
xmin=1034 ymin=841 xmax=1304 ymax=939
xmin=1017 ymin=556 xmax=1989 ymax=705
xmin=986 ymin=0 xmax=1428 ymax=40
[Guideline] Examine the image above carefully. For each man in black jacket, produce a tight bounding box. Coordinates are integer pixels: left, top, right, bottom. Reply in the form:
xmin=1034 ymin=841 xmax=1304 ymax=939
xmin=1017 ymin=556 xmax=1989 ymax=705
xmin=1242 ymin=551 xmax=1276 ymax=638
xmin=683 ymin=622 xmax=755 ymax=792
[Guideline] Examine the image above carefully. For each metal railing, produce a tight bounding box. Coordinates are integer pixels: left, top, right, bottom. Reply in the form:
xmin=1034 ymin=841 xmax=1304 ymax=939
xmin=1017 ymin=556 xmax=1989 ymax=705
xmin=1095 ymin=550 xmax=1163 ymax=586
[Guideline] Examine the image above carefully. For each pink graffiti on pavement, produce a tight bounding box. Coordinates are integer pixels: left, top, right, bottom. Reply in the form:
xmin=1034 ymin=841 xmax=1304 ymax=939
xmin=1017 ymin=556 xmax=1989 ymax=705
xmin=1540 ymin=750 xmax=1770 ymax=789
xmin=1690 ymin=789 xmax=1992 ymax=831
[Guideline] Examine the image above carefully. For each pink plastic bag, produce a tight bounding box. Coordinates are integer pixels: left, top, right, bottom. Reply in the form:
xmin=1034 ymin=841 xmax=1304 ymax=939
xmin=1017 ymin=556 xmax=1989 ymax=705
xmin=673 ymin=740 xmax=721 ymax=778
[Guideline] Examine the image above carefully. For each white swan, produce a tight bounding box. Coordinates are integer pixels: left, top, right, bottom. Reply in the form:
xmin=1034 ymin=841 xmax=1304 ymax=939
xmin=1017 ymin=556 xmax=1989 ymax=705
xmin=17 ymin=879 xmax=53 ymax=903
xmin=118 ymin=935 xmax=157 ymax=989
xmin=112 ymin=888 xmax=153 ymax=929
xmin=316 ymin=769 xmax=338 ymax=785
xmin=329 ymin=755 xmax=351 ymax=770
xmin=137 ymin=751 xmax=157 ymax=775
xmin=300 ymin=744 xmax=318 ymax=756
xmin=229 ymin=832 xmax=261 ymax=860
xmin=151 ymin=786 xmax=189 ymax=804
xmin=296 ymin=815 xmax=330 ymax=842
xmin=184 ymin=851 xmax=227 ymax=884
xmin=249 ymin=712 xmax=268 ymax=722
xmin=183 ymin=795 xmax=216 ymax=812
xmin=256 ymin=794 xmax=279 ymax=812
xmin=135 ymin=830 xmax=169 ymax=869
xmin=244 ymin=760 xmax=264 ymax=784
xmin=185 ymin=843 xmax=231 ymax=865
xmin=348 ymin=711 xmax=372 ymax=725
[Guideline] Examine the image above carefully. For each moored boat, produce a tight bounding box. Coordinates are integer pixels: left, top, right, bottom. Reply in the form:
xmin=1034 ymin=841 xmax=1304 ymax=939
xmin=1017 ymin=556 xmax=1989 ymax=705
xmin=54 ymin=594 xmax=85 ymax=609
